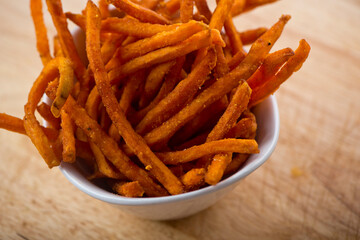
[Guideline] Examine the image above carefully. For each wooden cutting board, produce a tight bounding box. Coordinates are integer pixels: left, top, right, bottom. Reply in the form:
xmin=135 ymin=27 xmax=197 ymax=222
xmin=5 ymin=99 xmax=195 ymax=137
xmin=0 ymin=0 xmax=359 ymax=239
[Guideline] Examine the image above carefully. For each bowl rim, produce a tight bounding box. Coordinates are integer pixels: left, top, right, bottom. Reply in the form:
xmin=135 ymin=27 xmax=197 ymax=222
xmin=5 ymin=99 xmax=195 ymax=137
xmin=59 ymin=95 xmax=280 ymax=206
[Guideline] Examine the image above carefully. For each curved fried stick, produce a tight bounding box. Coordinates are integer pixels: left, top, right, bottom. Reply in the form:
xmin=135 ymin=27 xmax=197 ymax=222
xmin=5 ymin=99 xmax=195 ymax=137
xmin=117 ymin=20 xmax=207 ymax=63
xmin=136 ymin=47 xmax=217 ymax=135
xmin=30 ymin=0 xmax=52 ymax=65
xmin=46 ymin=0 xmax=90 ymax=105
xmin=157 ymin=139 xmax=259 ymax=165
xmin=86 ymin=1 xmax=184 ymax=195
xmin=0 ymin=113 xmax=59 ymax=140
xmin=108 ymin=0 xmax=170 ymax=24
xmin=181 ymin=168 xmax=205 ymax=191
xmin=249 ymin=39 xmax=311 ymax=107
xmin=209 ymin=0 xmax=235 ymax=31
xmin=64 ymin=96 xmax=167 ymax=197
xmin=197 ymin=81 xmax=251 ymax=168
xmin=247 ymin=47 xmax=294 ymax=89
xmin=60 ymin=110 xmax=76 ymax=163
xmin=144 ymin=15 xmax=290 ymax=148
xmin=108 ymin=29 xmax=224 ymax=84
xmin=101 ymin=17 xmax=179 ymax=37
xmin=180 ymin=0 xmax=194 ymax=23
xmin=139 ymin=61 xmax=176 ymax=108
xmin=51 ymin=58 xmax=74 ymax=118
xmin=24 ymin=58 xmax=64 ymax=168
xmin=85 ymin=87 xmax=125 ymax=179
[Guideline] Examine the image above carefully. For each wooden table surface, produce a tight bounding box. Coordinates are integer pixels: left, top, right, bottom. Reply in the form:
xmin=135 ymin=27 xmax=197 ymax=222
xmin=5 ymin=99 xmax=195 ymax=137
xmin=1 ymin=0 xmax=359 ymax=239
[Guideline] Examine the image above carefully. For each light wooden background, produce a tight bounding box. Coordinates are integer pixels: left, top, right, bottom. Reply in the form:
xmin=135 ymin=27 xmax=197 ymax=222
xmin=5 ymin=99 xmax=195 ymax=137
xmin=0 ymin=0 xmax=359 ymax=239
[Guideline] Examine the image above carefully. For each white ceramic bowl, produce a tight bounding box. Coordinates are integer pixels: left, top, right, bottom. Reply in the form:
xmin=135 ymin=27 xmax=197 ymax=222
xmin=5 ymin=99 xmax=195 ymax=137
xmin=60 ymin=94 xmax=279 ymax=220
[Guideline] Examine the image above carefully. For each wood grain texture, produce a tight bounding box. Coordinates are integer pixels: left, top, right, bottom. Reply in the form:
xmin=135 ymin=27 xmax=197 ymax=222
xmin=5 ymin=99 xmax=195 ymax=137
xmin=0 ymin=0 xmax=359 ymax=239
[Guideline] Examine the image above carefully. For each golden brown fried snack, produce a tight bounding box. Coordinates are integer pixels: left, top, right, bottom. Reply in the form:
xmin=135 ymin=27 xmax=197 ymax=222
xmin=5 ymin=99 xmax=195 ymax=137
xmin=0 ymin=0 xmax=311 ymax=197
xmin=86 ymin=1 xmax=184 ymax=195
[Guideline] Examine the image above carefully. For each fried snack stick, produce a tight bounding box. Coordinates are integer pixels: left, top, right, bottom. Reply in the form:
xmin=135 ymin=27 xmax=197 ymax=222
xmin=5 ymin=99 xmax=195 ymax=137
xmin=86 ymin=1 xmax=184 ymax=195
xmin=0 ymin=113 xmax=28 ymax=135
xmin=224 ymin=117 xmax=257 ymax=139
xmin=30 ymin=0 xmax=52 ymax=65
xmin=24 ymin=58 xmax=69 ymax=168
xmin=191 ymin=0 xmax=234 ymax=68
xmin=206 ymin=82 xmax=251 ymax=148
xmin=108 ymin=70 xmax=146 ymax=141
xmin=53 ymin=36 xmax=64 ymax=57
xmin=99 ymin=105 xmax=112 ymax=130
xmin=210 ymin=0 xmax=235 ymax=31
xmin=224 ymin=15 xmax=245 ymax=55
xmin=46 ymin=0 xmax=90 ymax=105
xmin=157 ymin=139 xmax=258 ymax=165
xmin=164 ymin=0 xmax=181 ymax=16
xmin=105 ymin=21 xmax=206 ymax=71
xmin=65 ymin=12 xmax=87 ymax=31
xmin=60 ymin=110 xmax=76 ymax=163
xmin=120 ymin=71 xmax=146 ymax=116
xmin=247 ymin=47 xmax=294 ymax=89
xmin=229 ymin=0 xmax=245 ymax=19
xmin=63 ymin=96 xmax=167 ymax=197
xmin=205 ymin=153 xmax=232 ymax=185
xmin=85 ymin=88 xmax=125 ymax=179
xmin=130 ymin=56 xmax=185 ymax=125
xmin=101 ymin=34 xmax=127 ymax=64
xmin=206 ymin=114 xmax=256 ymax=185
xmin=180 ymin=0 xmax=194 ymax=23
xmin=115 ymin=20 xmax=207 ymax=63
xmin=65 ymin=14 xmax=130 ymax=45
xmin=139 ymin=61 xmax=175 ymax=108
xmin=140 ymin=0 xmax=161 ymax=10
xmin=219 ymin=119 xmax=256 ymax=178
xmin=170 ymin=96 xmax=228 ymax=146
xmin=194 ymin=0 xmax=212 ymax=21
xmin=224 ymin=153 xmax=249 ymax=175
xmin=111 ymin=181 xmax=145 ymax=197
xmin=108 ymin=0 xmax=171 ymax=24
xmin=45 ymin=78 xmax=59 ymax=100
xmin=223 ymin=112 xmax=258 ymax=175
xmin=201 ymin=82 xmax=251 ymax=174
xmin=37 ymin=103 xmax=61 ymax=129
xmin=227 ymin=50 xmax=246 ymax=70
xmin=99 ymin=0 xmax=110 ymax=19
xmin=250 ymin=39 xmax=311 ymax=107
xmin=50 ymin=58 xmax=74 ymax=118
xmin=136 ymin=47 xmax=217 ymax=135
xmin=108 ymin=29 xmax=224 ymax=84
xmin=214 ymin=45 xmax=230 ymax=78
xmin=181 ymin=168 xmax=205 ymax=191
xmin=143 ymin=15 xmax=290 ymax=148
xmin=101 ymin=17 xmax=179 ymax=38
xmin=0 ymin=113 xmax=59 ymax=140
xmin=239 ymin=27 xmax=267 ymax=45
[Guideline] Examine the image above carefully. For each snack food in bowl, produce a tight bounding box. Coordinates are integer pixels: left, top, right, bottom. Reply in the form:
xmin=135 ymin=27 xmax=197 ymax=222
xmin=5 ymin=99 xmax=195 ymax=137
xmin=0 ymin=0 xmax=309 ymax=219
xmin=60 ymin=94 xmax=279 ymax=220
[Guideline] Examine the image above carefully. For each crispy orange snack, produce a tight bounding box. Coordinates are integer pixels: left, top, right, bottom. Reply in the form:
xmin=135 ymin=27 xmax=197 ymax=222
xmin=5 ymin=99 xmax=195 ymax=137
xmin=0 ymin=0 xmax=310 ymax=197
xmin=143 ymin=15 xmax=291 ymax=148
xmin=64 ymin=96 xmax=167 ymax=197
xmin=30 ymin=0 xmax=52 ymax=65
xmin=108 ymin=0 xmax=171 ymax=24
xmin=86 ymin=1 xmax=183 ymax=195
